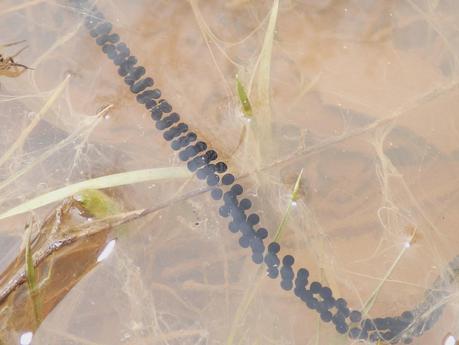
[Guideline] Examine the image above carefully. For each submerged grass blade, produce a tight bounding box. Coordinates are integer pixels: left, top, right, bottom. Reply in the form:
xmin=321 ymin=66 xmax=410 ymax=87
xmin=25 ymin=223 xmax=42 ymax=325
xmin=226 ymin=266 xmax=263 ymax=345
xmin=247 ymin=0 xmax=279 ymax=169
xmin=361 ymin=228 xmax=417 ymax=316
xmin=226 ymin=170 xmax=303 ymax=345
xmin=291 ymin=168 xmax=303 ymax=201
xmin=0 ymin=0 xmax=47 ymax=16
xmin=236 ymin=76 xmax=252 ymax=117
xmin=0 ymin=105 xmax=107 ymax=194
xmin=0 ymin=167 xmax=190 ymax=221
xmin=273 ymin=203 xmax=292 ymax=243
xmin=25 ymin=225 xmax=36 ymax=292
xmin=0 ymin=75 xmax=70 ymax=168
xmin=361 ymin=247 xmax=407 ymax=316
xmin=0 ymin=109 xmax=102 ymax=194
xmin=250 ymin=0 xmax=279 ymax=103
xmin=273 ymin=169 xmax=303 ymax=242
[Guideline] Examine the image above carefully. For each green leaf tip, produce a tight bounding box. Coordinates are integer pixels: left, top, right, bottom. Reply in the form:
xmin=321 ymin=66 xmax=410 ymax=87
xmin=291 ymin=168 xmax=304 ymax=202
xmin=236 ymin=76 xmax=253 ymax=117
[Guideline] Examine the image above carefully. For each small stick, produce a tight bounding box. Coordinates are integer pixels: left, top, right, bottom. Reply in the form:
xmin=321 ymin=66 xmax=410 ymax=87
xmin=0 ymin=40 xmax=26 ymax=48
xmin=11 ymin=45 xmax=28 ymax=58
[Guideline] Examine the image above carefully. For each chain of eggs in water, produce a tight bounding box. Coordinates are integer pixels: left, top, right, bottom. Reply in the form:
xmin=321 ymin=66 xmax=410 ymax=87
xmin=67 ymin=1 xmax=457 ymax=343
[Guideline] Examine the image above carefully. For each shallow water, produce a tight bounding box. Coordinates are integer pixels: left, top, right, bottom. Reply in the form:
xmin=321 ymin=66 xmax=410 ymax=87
xmin=1 ymin=0 xmax=459 ymax=344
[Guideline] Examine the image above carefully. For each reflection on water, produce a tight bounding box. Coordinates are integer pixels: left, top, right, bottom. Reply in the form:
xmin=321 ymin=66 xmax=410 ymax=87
xmin=19 ymin=332 xmax=32 ymax=345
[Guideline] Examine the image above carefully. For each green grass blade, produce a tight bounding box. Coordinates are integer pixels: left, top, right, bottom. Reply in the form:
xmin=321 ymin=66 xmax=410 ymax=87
xmin=25 ymin=226 xmax=36 ymax=292
xmin=0 ymin=167 xmax=190 ymax=221
xmin=25 ymin=224 xmax=42 ymax=325
xmin=291 ymin=168 xmax=304 ymax=201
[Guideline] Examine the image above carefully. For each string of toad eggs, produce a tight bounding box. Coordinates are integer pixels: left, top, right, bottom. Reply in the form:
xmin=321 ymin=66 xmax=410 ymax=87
xmin=69 ymin=1 xmax=447 ymax=343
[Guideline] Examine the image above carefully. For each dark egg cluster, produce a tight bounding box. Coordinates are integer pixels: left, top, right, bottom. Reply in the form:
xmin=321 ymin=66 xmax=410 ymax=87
xmin=69 ymin=1 xmax=447 ymax=343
